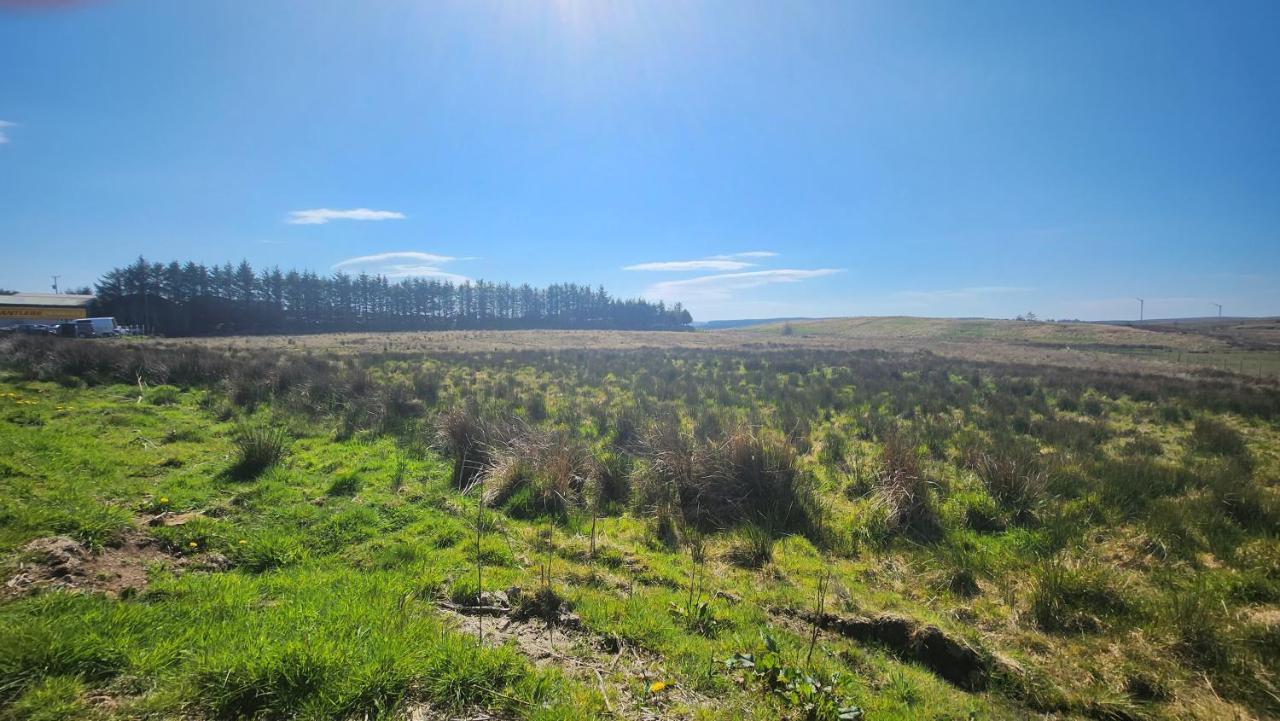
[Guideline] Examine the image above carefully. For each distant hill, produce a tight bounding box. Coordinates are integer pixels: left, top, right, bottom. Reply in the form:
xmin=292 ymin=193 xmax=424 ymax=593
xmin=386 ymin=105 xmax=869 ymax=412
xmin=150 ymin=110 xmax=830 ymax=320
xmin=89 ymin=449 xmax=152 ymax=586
xmin=1095 ymin=316 xmax=1258 ymax=325
xmin=736 ymin=315 xmax=1226 ymax=351
xmin=692 ymin=317 xmax=821 ymax=330
xmin=1098 ymin=317 xmax=1280 ymax=350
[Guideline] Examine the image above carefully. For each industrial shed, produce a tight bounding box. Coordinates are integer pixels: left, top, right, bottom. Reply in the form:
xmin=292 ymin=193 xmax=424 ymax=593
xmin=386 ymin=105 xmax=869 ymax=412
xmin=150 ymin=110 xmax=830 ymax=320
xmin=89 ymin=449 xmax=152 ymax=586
xmin=0 ymin=293 xmax=94 ymax=327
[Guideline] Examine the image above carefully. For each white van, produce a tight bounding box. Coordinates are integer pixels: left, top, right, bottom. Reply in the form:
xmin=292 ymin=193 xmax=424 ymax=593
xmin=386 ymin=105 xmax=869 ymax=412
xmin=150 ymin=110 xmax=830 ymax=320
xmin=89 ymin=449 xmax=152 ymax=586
xmin=73 ymin=317 xmax=120 ymax=337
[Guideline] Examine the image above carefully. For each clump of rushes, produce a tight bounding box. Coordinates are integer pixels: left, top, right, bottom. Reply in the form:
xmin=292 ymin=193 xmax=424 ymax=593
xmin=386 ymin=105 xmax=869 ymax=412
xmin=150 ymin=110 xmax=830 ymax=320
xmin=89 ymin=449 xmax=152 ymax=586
xmin=634 ymin=423 xmax=816 ymax=534
xmin=478 ymin=429 xmax=588 ymax=518
xmin=817 ymin=427 xmax=847 ymax=469
xmin=1030 ymin=558 xmax=1133 ymax=633
xmin=1161 ymin=585 xmax=1231 ymax=669
xmin=1189 ymin=417 xmax=1249 ymax=460
xmin=698 ymin=428 xmax=814 ymax=532
xmin=970 ymin=452 xmax=1047 ymax=525
xmin=650 ymin=501 xmax=681 ymax=550
xmin=587 ymin=449 xmax=631 ymax=516
xmin=230 ymin=421 xmax=289 ymax=478
xmin=434 ymin=406 xmax=497 ymax=488
xmin=938 ymin=537 xmax=983 ymax=597
xmin=874 ymin=431 xmax=941 ymax=542
xmin=726 ymin=521 xmax=775 ymax=569
xmin=1203 ymin=462 xmax=1277 ymax=532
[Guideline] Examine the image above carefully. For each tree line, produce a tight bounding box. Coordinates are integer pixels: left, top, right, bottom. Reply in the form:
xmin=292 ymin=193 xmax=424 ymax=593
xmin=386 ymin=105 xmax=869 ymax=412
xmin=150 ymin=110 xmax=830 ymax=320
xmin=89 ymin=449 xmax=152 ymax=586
xmin=91 ymin=257 xmax=693 ymax=336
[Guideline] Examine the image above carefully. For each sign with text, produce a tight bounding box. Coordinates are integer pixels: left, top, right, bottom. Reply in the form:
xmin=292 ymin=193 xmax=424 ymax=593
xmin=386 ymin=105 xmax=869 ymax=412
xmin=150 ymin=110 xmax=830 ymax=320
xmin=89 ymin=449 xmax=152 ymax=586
xmin=0 ymin=307 xmax=88 ymax=320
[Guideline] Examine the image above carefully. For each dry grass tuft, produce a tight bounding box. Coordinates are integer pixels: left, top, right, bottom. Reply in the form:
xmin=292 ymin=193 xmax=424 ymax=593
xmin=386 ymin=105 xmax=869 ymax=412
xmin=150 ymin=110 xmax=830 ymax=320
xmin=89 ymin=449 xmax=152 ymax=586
xmin=634 ymin=423 xmax=815 ymax=534
xmin=970 ymin=452 xmax=1048 ymax=524
xmin=434 ymin=406 xmax=509 ymax=488
xmin=476 ymin=430 xmax=592 ymax=518
xmin=874 ymin=431 xmax=942 ymax=541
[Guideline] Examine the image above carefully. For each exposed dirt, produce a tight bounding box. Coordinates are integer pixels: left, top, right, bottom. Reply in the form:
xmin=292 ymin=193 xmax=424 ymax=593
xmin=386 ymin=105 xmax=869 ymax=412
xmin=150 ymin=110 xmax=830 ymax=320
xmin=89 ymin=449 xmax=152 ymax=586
xmin=146 ymin=510 xmax=205 ymax=527
xmin=406 ymin=704 xmax=519 ymax=721
xmin=436 ymin=588 xmax=710 ymax=720
xmin=4 ymin=533 xmax=226 ymax=598
xmin=1248 ymin=607 xmax=1280 ymax=628
xmin=771 ymin=605 xmax=991 ymax=692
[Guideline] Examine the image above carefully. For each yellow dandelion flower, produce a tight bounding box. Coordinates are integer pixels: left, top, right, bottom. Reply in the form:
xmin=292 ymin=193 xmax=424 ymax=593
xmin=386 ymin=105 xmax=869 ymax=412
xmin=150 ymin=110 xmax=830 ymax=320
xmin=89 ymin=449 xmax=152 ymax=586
xmin=188 ymin=541 xmax=198 ymax=548
xmin=648 ymin=681 xmax=668 ymax=694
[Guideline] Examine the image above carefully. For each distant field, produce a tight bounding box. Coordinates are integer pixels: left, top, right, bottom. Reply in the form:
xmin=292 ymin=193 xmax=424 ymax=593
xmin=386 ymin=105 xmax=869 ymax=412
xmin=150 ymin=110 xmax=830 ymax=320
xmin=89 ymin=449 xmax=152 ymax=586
xmin=746 ymin=317 xmax=1280 ymax=379
xmin=130 ymin=320 xmax=1274 ymax=381
xmin=1108 ymin=317 xmax=1280 ymax=351
xmin=747 ymin=316 xmax=1221 ymax=350
xmin=1107 ymin=347 xmax=1280 ymax=379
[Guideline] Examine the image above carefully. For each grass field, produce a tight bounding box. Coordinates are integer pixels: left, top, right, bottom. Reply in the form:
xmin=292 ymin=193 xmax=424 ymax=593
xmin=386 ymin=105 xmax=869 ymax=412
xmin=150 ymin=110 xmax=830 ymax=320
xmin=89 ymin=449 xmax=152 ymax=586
xmin=131 ymin=321 xmax=1270 ymax=381
xmin=749 ymin=317 xmax=1280 ymax=379
xmin=1 ymin=331 xmax=1278 ymax=720
xmin=746 ymin=316 xmax=1221 ymax=347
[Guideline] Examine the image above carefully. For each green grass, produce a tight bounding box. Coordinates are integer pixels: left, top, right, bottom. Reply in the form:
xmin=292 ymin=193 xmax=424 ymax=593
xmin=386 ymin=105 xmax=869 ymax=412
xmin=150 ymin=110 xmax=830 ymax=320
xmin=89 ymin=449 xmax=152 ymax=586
xmin=2 ymin=337 xmax=1279 ymax=720
xmin=0 ymin=571 xmax=577 ymax=720
xmin=0 ymin=382 xmax=589 ymax=720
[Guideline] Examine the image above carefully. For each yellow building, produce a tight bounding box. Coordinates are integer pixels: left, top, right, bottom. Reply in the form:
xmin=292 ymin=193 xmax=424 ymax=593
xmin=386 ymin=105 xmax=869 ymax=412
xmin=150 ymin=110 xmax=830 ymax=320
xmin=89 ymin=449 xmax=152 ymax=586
xmin=0 ymin=293 xmax=94 ymax=325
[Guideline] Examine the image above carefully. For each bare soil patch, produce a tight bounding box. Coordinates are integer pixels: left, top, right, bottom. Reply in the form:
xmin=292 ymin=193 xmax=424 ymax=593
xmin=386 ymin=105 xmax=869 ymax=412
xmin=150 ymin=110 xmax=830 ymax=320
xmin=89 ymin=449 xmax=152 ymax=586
xmin=437 ymin=588 xmax=709 ymax=720
xmin=4 ymin=533 xmax=223 ymax=598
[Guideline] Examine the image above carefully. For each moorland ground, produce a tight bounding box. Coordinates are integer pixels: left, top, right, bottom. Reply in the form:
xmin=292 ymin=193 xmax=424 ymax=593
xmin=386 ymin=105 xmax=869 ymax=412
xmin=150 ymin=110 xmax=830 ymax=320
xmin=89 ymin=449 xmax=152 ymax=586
xmin=745 ymin=317 xmax=1280 ymax=379
xmin=1 ymin=321 xmax=1278 ymax=721
xmin=161 ymin=316 xmax=1280 ymax=379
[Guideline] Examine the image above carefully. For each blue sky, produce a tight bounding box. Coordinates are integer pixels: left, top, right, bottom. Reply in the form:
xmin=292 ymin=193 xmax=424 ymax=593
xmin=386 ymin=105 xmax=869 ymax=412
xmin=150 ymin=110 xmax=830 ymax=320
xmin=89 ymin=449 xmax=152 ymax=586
xmin=1 ymin=1 xmax=1277 ymax=321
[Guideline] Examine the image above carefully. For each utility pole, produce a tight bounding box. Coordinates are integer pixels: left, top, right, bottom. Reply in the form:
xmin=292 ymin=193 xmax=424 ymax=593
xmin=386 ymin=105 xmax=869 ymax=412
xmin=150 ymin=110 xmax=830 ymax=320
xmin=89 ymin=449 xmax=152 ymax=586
xmin=1135 ymin=297 xmax=1144 ymax=323
xmin=51 ymin=275 xmax=60 ymax=294
xmin=1211 ymin=302 xmax=1222 ymax=318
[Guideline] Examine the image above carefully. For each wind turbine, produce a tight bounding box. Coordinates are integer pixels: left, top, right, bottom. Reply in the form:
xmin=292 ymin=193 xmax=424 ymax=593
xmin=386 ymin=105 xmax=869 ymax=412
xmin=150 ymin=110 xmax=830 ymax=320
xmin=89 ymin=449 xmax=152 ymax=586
xmin=1210 ymin=302 xmax=1222 ymax=318
xmin=1135 ymin=297 xmax=1144 ymax=323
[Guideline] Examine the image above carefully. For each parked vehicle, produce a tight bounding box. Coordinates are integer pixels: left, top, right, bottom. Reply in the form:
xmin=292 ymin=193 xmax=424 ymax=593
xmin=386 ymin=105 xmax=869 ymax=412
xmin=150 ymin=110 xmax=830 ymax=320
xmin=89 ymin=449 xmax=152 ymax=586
xmin=0 ymin=323 xmax=53 ymax=336
xmin=71 ymin=317 xmax=121 ymax=337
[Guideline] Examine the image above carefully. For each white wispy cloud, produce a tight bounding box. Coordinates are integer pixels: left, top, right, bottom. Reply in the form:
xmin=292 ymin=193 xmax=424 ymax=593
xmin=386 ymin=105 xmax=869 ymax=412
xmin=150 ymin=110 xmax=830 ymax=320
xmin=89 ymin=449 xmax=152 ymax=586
xmin=625 ymin=259 xmax=755 ymax=272
xmin=646 ymin=268 xmax=843 ymax=302
xmin=332 ymin=251 xmax=473 ymax=283
xmin=287 ymin=208 xmax=406 ymax=225
xmin=333 ymin=251 xmax=459 ymax=268
xmin=624 ymin=251 xmax=780 ymax=272
xmin=718 ymin=251 xmax=778 ymax=259
xmin=0 ymin=121 xmax=16 ymax=145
